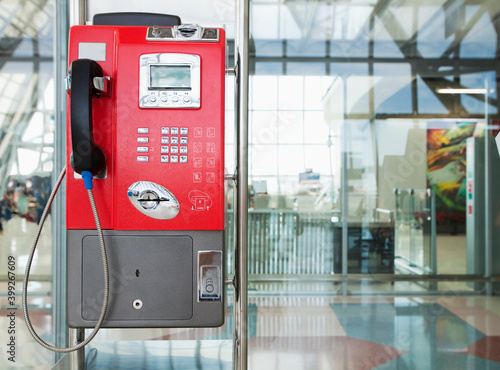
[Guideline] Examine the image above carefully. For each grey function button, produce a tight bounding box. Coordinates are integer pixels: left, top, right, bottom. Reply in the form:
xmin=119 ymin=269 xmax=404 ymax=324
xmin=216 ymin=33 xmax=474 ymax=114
xmin=137 ymin=156 xmax=148 ymax=162
xmin=137 ymin=147 xmax=149 ymax=153
xmin=137 ymin=128 xmax=149 ymax=134
xmin=137 ymin=137 xmax=149 ymax=143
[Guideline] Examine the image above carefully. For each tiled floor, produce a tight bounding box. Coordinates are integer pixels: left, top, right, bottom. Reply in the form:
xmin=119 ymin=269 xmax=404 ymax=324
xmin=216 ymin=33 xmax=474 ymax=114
xmin=10 ymin=296 xmax=500 ymax=369
xmin=1 ymin=216 xmax=500 ymax=369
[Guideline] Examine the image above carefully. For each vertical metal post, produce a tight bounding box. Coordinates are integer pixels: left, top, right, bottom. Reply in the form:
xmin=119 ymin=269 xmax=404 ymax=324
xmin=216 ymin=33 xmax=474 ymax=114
xmin=430 ymin=188 xmax=437 ymax=274
xmin=52 ymin=0 xmax=69 ymax=359
xmin=484 ymin=84 xmax=493 ymax=295
xmin=394 ymin=189 xmax=399 ymax=259
xmin=341 ymin=76 xmax=348 ymax=296
xmin=69 ymin=328 xmax=85 ymax=369
xmin=409 ymin=189 xmax=415 ymax=266
xmin=234 ymin=0 xmax=250 ymax=368
xmin=430 ymin=188 xmax=437 ymax=291
xmin=70 ymin=0 xmax=86 ymax=27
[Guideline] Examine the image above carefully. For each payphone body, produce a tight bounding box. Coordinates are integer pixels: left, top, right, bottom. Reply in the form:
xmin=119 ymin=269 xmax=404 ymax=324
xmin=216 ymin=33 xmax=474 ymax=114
xmin=65 ymin=25 xmax=226 ymax=328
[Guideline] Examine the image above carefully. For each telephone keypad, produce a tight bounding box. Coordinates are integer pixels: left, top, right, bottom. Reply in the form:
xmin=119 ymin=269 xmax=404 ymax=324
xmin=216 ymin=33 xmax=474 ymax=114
xmin=157 ymin=126 xmax=192 ymax=164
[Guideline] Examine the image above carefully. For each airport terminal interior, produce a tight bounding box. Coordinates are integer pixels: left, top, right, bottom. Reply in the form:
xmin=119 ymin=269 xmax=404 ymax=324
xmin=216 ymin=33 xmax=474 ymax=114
xmin=1 ymin=0 xmax=500 ymax=368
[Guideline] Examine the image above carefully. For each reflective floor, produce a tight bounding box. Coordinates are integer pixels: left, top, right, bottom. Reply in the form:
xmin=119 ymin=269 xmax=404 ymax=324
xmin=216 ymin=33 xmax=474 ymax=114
xmin=1 ymin=217 xmax=500 ymax=369
xmin=10 ymin=296 xmax=500 ymax=369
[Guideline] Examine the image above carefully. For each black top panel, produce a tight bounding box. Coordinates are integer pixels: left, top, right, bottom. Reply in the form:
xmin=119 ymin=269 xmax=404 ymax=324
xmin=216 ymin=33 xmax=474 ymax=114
xmin=93 ymin=12 xmax=181 ymax=27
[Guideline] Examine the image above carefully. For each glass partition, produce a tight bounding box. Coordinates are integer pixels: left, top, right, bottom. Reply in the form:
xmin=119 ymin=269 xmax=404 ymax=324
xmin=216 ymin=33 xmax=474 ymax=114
xmin=247 ymin=0 xmax=500 ymax=296
xmin=0 ymin=0 xmax=59 ymax=367
xmin=394 ymin=188 xmax=435 ymax=275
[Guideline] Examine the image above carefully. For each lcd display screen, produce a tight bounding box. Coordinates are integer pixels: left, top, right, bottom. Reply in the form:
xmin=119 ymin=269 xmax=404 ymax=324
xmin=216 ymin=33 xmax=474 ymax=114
xmin=150 ymin=65 xmax=191 ymax=89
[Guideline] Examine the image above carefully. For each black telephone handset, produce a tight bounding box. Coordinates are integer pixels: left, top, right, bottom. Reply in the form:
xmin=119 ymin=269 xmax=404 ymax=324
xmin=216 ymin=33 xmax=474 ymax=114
xmin=69 ymin=59 xmax=106 ymax=176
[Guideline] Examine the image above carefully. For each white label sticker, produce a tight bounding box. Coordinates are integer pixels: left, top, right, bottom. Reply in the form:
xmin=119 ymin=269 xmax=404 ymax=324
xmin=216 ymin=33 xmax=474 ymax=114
xmin=78 ymin=42 xmax=106 ymax=61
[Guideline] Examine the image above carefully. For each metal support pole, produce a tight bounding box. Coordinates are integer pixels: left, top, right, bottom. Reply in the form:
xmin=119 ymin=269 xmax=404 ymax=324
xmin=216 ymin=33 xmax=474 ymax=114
xmin=68 ymin=328 xmax=85 ymax=369
xmin=430 ymin=188 xmax=437 ymax=291
xmin=484 ymin=83 xmax=493 ymax=295
xmin=52 ymin=0 xmax=69 ymax=359
xmin=430 ymin=189 xmax=437 ymax=273
xmin=233 ymin=0 xmax=250 ymax=368
xmin=341 ymin=76 xmax=348 ymax=296
xmin=70 ymin=0 xmax=86 ymax=27
xmin=409 ymin=189 xmax=416 ymax=266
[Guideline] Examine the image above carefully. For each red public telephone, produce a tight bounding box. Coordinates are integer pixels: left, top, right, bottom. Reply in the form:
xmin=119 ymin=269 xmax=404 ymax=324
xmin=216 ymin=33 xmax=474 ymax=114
xmin=65 ymin=24 xmax=226 ymax=328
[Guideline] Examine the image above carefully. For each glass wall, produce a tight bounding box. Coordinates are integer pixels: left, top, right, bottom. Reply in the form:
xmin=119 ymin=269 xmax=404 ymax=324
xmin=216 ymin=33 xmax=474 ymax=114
xmin=246 ymin=0 xmax=500 ymax=294
xmin=0 ymin=0 xmax=60 ymax=367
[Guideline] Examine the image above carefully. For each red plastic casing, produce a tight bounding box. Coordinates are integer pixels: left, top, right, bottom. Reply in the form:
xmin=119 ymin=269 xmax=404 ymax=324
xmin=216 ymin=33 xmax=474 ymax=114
xmin=66 ymin=26 xmax=225 ymax=231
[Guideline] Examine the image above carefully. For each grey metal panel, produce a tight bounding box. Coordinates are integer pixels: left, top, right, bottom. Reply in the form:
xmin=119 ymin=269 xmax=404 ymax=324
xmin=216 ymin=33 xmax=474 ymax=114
xmin=466 ymin=136 xmax=500 ymax=292
xmin=67 ymin=229 xmax=224 ymax=328
xmin=81 ymin=235 xmax=193 ymax=321
xmin=466 ymin=137 xmax=485 ymax=285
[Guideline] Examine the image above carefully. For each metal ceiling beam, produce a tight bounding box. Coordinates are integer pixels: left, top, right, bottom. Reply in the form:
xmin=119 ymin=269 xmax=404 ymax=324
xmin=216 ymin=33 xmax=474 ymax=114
xmin=0 ymin=0 xmax=53 ymax=194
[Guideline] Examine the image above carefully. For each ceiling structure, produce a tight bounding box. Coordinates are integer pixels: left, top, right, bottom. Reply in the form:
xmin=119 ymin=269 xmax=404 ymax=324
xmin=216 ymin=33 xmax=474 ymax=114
xmin=0 ymin=0 xmax=53 ymax=196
